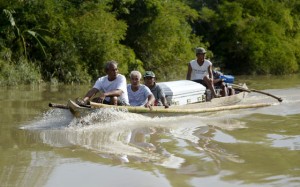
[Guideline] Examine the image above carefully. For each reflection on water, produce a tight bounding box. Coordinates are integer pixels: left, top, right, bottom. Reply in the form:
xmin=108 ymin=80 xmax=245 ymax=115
xmin=1 ymin=79 xmax=300 ymax=187
xmin=267 ymin=134 xmax=300 ymax=150
xmin=22 ymin=109 xmax=234 ymax=168
xmin=16 ymin=108 xmax=273 ymax=181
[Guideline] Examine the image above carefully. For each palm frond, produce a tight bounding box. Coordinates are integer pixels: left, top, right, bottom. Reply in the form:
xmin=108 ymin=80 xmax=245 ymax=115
xmin=31 ymin=28 xmax=53 ymax=37
xmin=3 ymin=9 xmax=16 ymax=27
xmin=26 ymin=30 xmax=47 ymax=57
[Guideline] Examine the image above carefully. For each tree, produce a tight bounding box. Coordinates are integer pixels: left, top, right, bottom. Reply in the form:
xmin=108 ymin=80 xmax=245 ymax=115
xmin=72 ymin=2 xmax=135 ymax=79
xmin=193 ymin=0 xmax=299 ymax=74
xmin=110 ymin=0 xmax=206 ymax=79
xmin=1 ymin=9 xmax=50 ymax=61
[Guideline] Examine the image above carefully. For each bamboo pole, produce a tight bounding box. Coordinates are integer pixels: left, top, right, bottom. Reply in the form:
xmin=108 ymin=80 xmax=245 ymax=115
xmin=90 ymin=101 xmax=273 ymax=114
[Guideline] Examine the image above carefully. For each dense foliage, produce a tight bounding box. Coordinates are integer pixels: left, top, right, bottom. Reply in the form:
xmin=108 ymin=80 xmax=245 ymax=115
xmin=1 ymin=0 xmax=300 ymax=85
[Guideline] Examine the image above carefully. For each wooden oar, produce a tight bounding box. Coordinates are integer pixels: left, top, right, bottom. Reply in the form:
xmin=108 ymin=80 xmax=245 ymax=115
xmin=49 ymin=102 xmax=91 ymax=109
xmin=231 ymin=84 xmax=283 ymax=102
xmin=49 ymin=103 xmax=69 ymax=109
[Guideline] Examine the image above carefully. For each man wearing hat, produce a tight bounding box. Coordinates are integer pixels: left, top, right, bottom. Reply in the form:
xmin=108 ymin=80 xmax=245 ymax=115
xmin=186 ymin=47 xmax=218 ymax=100
xmin=144 ymin=71 xmax=169 ymax=108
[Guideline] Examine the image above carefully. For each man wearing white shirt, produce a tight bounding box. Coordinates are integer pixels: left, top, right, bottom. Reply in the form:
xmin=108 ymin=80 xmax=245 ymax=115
xmin=79 ymin=61 xmax=129 ymax=106
xmin=127 ymin=70 xmax=155 ymax=109
xmin=186 ymin=47 xmax=218 ymax=99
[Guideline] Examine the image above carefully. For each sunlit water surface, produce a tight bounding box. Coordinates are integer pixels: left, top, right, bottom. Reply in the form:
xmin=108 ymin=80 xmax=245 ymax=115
xmin=1 ymin=75 xmax=300 ymax=187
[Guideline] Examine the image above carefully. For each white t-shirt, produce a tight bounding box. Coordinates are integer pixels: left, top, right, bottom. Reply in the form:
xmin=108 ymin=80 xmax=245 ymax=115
xmin=127 ymin=84 xmax=152 ymax=106
xmin=93 ymin=74 xmax=129 ymax=105
xmin=189 ymin=59 xmax=212 ymax=80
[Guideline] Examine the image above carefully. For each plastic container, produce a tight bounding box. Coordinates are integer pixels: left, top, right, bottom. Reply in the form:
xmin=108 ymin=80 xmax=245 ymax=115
xmin=219 ymin=75 xmax=235 ymax=83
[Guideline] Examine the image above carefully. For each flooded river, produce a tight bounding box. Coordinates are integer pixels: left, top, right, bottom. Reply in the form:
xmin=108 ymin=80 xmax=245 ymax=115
xmin=0 ymin=75 xmax=300 ymax=187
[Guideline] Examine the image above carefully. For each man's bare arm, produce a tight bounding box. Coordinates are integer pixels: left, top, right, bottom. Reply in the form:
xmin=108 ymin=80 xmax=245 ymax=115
xmin=186 ymin=63 xmax=192 ymax=80
xmin=98 ymin=89 xmax=123 ymax=100
xmin=83 ymin=88 xmax=99 ymax=102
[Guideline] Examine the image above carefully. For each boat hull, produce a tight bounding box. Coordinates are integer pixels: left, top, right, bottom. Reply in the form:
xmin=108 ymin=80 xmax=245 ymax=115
xmin=67 ymin=86 xmax=272 ymax=118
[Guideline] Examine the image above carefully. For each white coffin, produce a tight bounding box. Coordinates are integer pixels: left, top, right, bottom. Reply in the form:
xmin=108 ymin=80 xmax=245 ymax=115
xmin=157 ymin=80 xmax=206 ymax=105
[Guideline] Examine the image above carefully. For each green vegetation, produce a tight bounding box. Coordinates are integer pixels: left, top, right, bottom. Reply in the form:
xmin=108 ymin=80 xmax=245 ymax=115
xmin=0 ymin=58 xmax=41 ymax=86
xmin=1 ymin=0 xmax=300 ymax=86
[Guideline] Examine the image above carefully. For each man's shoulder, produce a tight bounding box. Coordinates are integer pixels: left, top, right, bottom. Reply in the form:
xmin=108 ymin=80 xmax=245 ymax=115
xmin=117 ymin=74 xmax=127 ymax=80
xmin=117 ymin=73 xmax=126 ymax=77
xmin=140 ymin=84 xmax=151 ymax=92
xmin=189 ymin=59 xmax=196 ymax=63
xmin=152 ymin=83 xmax=162 ymax=90
xmin=97 ymin=75 xmax=108 ymax=81
xmin=204 ymin=59 xmax=212 ymax=64
xmin=140 ymin=84 xmax=147 ymax=89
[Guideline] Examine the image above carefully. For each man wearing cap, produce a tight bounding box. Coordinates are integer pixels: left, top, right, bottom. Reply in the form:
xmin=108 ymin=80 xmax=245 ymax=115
xmin=144 ymin=71 xmax=169 ymax=108
xmin=186 ymin=47 xmax=218 ymax=99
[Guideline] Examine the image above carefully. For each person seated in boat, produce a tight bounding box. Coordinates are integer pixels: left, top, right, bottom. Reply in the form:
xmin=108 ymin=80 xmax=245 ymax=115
xmin=186 ymin=47 xmax=218 ymax=99
xmin=127 ymin=70 xmax=155 ymax=109
xmin=77 ymin=60 xmax=129 ymax=106
xmin=213 ymin=69 xmax=228 ymax=97
xmin=143 ymin=71 xmax=169 ymax=108
xmin=213 ymin=69 xmax=235 ymax=96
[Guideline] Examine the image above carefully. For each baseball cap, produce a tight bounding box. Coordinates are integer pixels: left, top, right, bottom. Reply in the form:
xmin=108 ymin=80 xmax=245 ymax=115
xmin=195 ymin=47 xmax=206 ymax=54
xmin=143 ymin=71 xmax=155 ymax=78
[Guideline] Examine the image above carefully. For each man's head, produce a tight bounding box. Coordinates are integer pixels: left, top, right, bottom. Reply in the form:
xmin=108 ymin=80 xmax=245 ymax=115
xmin=143 ymin=71 xmax=155 ymax=87
xmin=143 ymin=71 xmax=155 ymax=78
xmin=195 ymin=47 xmax=206 ymax=62
xmin=130 ymin=70 xmax=142 ymax=87
xmin=105 ymin=61 xmax=118 ymax=80
xmin=195 ymin=47 xmax=206 ymax=55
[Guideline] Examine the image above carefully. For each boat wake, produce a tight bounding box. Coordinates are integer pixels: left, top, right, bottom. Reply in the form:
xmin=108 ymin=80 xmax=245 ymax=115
xmin=237 ymin=87 xmax=300 ymax=116
xmin=68 ymin=108 xmax=153 ymax=127
xmin=20 ymin=109 xmax=74 ymax=130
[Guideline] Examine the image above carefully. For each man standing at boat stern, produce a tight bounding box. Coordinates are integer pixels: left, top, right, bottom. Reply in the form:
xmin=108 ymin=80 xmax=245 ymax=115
xmin=186 ymin=47 xmax=218 ymax=99
xmin=143 ymin=71 xmax=169 ymax=108
xmin=77 ymin=60 xmax=129 ymax=106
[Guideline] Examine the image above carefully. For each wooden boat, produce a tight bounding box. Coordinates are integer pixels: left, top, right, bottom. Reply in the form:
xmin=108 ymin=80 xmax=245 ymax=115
xmin=66 ymin=85 xmax=272 ymax=118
